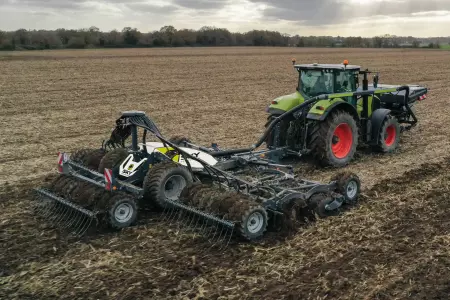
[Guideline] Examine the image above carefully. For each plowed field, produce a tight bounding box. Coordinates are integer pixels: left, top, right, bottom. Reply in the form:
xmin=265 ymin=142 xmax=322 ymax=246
xmin=1 ymin=47 xmax=449 ymax=299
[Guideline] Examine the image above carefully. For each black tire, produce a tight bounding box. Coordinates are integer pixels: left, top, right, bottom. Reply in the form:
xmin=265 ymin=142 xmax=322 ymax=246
xmin=309 ymin=110 xmax=358 ymax=167
xmin=308 ymin=193 xmax=340 ymax=218
xmin=373 ymin=115 xmax=400 ymax=153
xmin=143 ymin=161 xmax=193 ymax=208
xmin=237 ymin=205 xmax=268 ymax=241
xmin=107 ymin=195 xmax=138 ymax=229
xmin=331 ymin=172 xmax=361 ymax=205
xmin=265 ymin=115 xmax=290 ymax=148
xmin=70 ymin=148 xmax=107 ymax=170
xmin=98 ymin=148 xmax=129 ymax=173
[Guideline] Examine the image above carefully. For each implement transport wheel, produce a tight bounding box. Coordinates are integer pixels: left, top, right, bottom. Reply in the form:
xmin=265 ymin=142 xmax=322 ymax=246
xmin=107 ymin=195 xmax=138 ymax=229
xmin=308 ymin=193 xmax=340 ymax=219
xmin=70 ymin=148 xmax=107 ymax=170
xmin=238 ymin=206 xmax=268 ymax=241
xmin=331 ymin=172 xmax=361 ymax=205
xmin=143 ymin=161 xmax=193 ymax=208
xmin=310 ymin=111 xmax=358 ymax=167
xmin=374 ymin=115 xmax=400 ymax=153
xmin=98 ymin=148 xmax=129 ymax=173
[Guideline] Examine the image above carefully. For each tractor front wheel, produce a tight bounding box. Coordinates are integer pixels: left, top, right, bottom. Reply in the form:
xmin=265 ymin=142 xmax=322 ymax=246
xmin=374 ymin=115 xmax=400 ymax=153
xmin=310 ymin=111 xmax=358 ymax=167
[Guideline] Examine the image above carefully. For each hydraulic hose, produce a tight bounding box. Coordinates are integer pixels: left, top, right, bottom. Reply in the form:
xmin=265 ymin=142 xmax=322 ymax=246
xmin=208 ymin=95 xmax=326 ymax=157
xmin=251 ymin=95 xmax=327 ymax=149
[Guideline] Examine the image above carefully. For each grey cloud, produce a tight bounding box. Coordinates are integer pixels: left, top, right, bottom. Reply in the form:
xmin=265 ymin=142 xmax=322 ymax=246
xmin=125 ymin=2 xmax=178 ymax=14
xmin=3 ymin=0 xmax=87 ymax=10
xmin=250 ymin=0 xmax=450 ymax=25
xmin=1 ymin=0 xmax=179 ymax=15
xmin=172 ymin=0 xmax=230 ymax=10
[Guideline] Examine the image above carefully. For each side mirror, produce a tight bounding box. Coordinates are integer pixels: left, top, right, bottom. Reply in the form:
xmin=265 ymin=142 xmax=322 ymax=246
xmin=373 ymin=73 xmax=379 ymax=88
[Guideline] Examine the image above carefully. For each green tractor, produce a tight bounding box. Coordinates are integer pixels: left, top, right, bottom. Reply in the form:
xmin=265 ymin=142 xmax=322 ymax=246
xmin=264 ymin=60 xmax=428 ymax=167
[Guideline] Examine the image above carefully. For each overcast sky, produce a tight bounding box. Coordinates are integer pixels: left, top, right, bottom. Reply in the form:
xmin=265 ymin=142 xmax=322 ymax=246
xmin=0 ymin=0 xmax=448 ymax=37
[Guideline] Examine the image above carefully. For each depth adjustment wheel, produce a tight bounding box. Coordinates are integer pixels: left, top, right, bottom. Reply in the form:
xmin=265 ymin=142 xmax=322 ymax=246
xmin=331 ymin=172 xmax=361 ymax=205
xmin=238 ymin=206 xmax=268 ymax=241
xmin=107 ymin=195 xmax=138 ymax=229
xmin=310 ymin=110 xmax=358 ymax=167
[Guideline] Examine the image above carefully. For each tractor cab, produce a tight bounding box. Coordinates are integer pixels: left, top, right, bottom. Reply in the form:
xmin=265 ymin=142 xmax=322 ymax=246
xmin=294 ymin=62 xmax=361 ymax=98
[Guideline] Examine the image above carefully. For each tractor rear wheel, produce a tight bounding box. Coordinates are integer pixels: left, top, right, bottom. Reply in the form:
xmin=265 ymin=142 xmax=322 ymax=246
xmin=310 ymin=111 xmax=358 ymax=167
xmin=373 ymin=115 xmax=400 ymax=153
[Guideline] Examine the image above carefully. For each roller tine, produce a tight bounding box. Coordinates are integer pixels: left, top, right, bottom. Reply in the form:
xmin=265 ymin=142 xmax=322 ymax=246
xmin=61 ymin=208 xmax=76 ymax=229
xmin=169 ymin=207 xmax=182 ymax=224
xmin=54 ymin=204 xmax=70 ymax=226
xmin=205 ymin=222 xmax=216 ymax=239
xmin=200 ymin=216 xmax=210 ymax=235
xmin=161 ymin=201 xmax=172 ymax=216
xmin=49 ymin=204 xmax=65 ymax=223
xmin=44 ymin=201 xmax=60 ymax=220
xmin=188 ymin=210 xmax=200 ymax=229
xmin=219 ymin=227 xmax=233 ymax=251
xmin=217 ymin=228 xmax=229 ymax=251
xmin=72 ymin=215 xmax=86 ymax=237
xmin=160 ymin=202 xmax=169 ymax=219
xmin=33 ymin=198 xmax=47 ymax=216
xmin=64 ymin=209 xmax=80 ymax=229
xmin=211 ymin=223 xmax=225 ymax=248
xmin=174 ymin=209 xmax=186 ymax=232
xmin=60 ymin=205 xmax=77 ymax=228
xmin=162 ymin=204 xmax=176 ymax=222
xmin=208 ymin=222 xmax=220 ymax=243
xmin=193 ymin=212 xmax=204 ymax=231
xmin=77 ymin=215 xmax=93 ymax=237
xmin=191 ymin=213 xmax=204 ymax=239
xmin=181 ymin=210 xmax=193 ymax=228
xmin=74 ymin=214 xmax=90 ymax=237
xmin=70 ymin=211 xmax=85 ymax=236
xmin=224 ymin=226 xmax=234 ymax=248
xmin=40 ymin=200 xmax=55 ymax=218
xmin=36 ymin=200 xmax=51 ymax=216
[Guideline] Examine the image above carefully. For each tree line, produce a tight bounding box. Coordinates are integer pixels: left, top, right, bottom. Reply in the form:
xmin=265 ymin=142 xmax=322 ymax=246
xmin=0 ymin=25 xmax=446 ymax=50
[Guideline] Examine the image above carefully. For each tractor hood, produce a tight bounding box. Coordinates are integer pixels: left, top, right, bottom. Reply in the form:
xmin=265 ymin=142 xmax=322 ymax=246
xmin=267 ymin=91 xmax=305 ymax=115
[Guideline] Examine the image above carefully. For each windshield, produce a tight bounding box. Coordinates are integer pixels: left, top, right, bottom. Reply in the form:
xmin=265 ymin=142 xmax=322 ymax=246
xmin=299 ymin=70 xmax=333 ymax=97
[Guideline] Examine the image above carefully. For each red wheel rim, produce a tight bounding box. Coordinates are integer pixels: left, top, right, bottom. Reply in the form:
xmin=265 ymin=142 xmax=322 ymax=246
xmin=331 ymin=123 xmax=353 ymax=159
xmin=385 ymin=125 xmax=396 ymax=146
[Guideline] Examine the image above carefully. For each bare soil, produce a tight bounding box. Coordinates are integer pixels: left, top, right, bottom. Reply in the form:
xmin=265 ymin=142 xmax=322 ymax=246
xmin=1 ymin=47 xmax=449 ymax=299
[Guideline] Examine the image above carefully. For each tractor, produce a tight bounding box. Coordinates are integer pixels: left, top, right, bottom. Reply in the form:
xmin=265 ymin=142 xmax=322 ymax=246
xmin=264 ymin=60 xmax=428 ymax=167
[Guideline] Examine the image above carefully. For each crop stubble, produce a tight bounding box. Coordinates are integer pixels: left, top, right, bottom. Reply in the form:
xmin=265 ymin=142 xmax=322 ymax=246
xmin=0 ymin=47 xmax=449 ymax=299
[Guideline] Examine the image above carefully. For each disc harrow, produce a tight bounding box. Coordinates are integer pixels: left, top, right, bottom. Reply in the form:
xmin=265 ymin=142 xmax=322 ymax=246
xmin=31 ymin=110 xmax=362 ymax=245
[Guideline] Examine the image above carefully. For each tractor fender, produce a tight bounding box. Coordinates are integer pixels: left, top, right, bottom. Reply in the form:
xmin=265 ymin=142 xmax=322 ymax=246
xmin=307 ymin=100 xmax=359 ymax=121
xmin=370 ymin=108 xmax=391 ymax=145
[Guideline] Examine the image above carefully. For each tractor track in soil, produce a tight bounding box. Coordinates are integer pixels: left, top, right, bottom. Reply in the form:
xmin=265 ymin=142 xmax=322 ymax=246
xmin=0 ymin=47 xmax=449 ymax=299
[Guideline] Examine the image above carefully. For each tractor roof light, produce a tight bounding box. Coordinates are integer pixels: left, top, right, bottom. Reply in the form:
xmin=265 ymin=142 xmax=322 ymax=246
xmin=343 ymin=59 xmax=349 ymax=70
